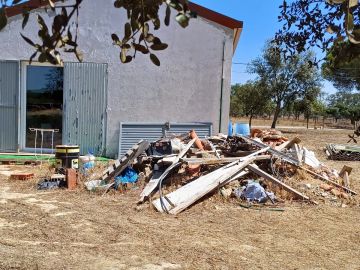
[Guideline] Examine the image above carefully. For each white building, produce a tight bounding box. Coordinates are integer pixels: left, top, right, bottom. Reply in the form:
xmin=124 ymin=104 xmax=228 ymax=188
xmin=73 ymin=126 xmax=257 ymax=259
xmin=0 ymin=0 xmax=243 ymax=157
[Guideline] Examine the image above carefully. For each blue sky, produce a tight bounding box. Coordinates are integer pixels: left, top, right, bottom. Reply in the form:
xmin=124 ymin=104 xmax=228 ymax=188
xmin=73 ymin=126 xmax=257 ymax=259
xmin=192 ymin=0 xmax=337 ymax=95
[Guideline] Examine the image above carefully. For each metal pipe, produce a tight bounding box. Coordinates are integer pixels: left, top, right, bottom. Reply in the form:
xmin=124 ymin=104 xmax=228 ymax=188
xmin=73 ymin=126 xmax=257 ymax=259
xmin=219 ymin=40 xmax=226 ymax=133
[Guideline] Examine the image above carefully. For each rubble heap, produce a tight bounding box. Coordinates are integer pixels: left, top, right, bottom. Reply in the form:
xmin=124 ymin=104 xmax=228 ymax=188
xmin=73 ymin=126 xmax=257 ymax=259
xmin=89 ymin=129 xmax=357 ymax=214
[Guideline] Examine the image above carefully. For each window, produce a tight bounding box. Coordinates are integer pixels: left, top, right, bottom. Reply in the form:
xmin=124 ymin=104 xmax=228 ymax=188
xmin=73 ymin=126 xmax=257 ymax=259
xmin=25 ymin=65 xmax=63 ymax=149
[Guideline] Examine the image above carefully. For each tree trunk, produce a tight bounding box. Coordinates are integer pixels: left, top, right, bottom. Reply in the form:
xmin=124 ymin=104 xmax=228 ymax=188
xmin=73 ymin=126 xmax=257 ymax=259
xmin=249 ymin=114 xmax=253 ymax=128
xmin=271 ymin=102 xmax=281 ymax=129
xmin=306 ymin=116 xmax=309 ymax=129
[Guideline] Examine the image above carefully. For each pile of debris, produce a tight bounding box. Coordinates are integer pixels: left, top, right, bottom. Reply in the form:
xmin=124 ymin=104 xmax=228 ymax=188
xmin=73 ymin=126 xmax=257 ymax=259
xmin=325 ymin=143 xmax=360 ymax=161
xmin=88 ymin=129 xmax=357 ymax=214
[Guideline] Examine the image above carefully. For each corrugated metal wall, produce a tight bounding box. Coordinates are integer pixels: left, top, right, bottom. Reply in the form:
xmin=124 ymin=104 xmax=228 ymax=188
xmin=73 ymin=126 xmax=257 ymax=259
xmin=119 ymin=122 xmax=212 ymax=157
xmin=0 ymin=61 xmax=19 ymax=152
xmin=63 ymin=62 xmax=108 ymax=155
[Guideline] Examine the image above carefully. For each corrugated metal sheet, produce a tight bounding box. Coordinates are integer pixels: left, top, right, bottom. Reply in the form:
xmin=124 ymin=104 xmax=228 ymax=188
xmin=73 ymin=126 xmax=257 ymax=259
xmin=0 ymin=61 xmax=19 ymax=152
xmin=63 ymin=62 xmax=108 ymax=155
xmin=119 ymin=122 xmax=213 ymax=157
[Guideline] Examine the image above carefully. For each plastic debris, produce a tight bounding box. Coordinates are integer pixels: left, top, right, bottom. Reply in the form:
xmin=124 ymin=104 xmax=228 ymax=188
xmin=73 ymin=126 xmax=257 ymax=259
xmin=234 ymin=181 xmax=276 ymax=203
xmin=114 ymin=167 xmax=138 ymax=189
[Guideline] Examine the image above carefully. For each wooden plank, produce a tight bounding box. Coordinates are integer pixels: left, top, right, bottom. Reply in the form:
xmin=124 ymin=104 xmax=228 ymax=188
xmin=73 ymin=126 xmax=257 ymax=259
xmin=343 ymin=171 xmax=350 ymax=189
xmin=102 ymin=140 xmax=149 ymax=182
xmin=299 ymin=166 xmax=357 ymax=195
xmin=152 ymin=148 xmax=269 ymax=214
xmin=275 ymin=137 xmax=301 ymax=151
xmin=153 ymin=156 xmax=257 ymax=214
xmin=241 ymin=136 xmax=300 ymax=166
xmin=183 ymin=155 xmax=271 ymax=166
xmin=293 ymin=144 xmax=303 ymax=164
xmin=138 ymin=138 xmax=196 ymax=203
xmin=339 ymin=165 xmax=353 ymax=177
xmin=247 ymin=164 xmax=316 ymax=204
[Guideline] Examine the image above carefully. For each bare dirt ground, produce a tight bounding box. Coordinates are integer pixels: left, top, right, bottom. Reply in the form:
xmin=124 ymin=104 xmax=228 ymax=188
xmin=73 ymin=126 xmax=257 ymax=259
xmin=1 ymin=129 xmax=360 ymax=270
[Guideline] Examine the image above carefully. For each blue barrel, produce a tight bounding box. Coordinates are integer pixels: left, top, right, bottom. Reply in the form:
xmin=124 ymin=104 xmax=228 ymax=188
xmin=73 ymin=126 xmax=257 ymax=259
xmin=234 ymin=123 xmax=250 ymax=136
xmin=228 ymin=121 xmax=233 ymax=136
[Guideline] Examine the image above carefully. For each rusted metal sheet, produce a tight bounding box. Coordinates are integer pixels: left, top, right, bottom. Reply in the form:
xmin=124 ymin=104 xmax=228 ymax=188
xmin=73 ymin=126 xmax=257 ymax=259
xmin=0 ymin=61 xmax=19 ymax=152
xmin=63 ymin=62 xmax=108 ymax=155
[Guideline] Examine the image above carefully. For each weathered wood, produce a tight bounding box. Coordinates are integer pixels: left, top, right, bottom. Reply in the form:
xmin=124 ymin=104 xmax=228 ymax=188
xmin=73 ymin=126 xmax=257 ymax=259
xmin=299 ymin=166 xmax=357 ymax=195
xmin=275 ymin=137 xmax=301 ymax=151
xmin=102 ymin=140 xmax=149 ymax=182
xmin=247 ymin=164 xmax=316 ymax=204
xmin=343 ymin=171 xmax=350 ymax=189
xmin=183 ymin=155 xmax=271 ymax=166
xmin=293 ymin=144 xmax=303 ymax=164
xmin=153 ymin=156 xmax=257 ymax=214
xmin=241 ymin=136 xmax=300 ymax=166
xmin=138 ymin=138 xmax=196 ymax=203
xmin=339 ymin=165 xmax=352 ymax=177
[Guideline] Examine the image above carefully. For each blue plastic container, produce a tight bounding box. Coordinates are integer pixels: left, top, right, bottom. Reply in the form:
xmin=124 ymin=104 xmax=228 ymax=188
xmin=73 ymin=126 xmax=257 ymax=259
xmin=228 ymin=121 xmax=233 ymax=136
xmin=234 ymin=123 xmax=250 ymax=136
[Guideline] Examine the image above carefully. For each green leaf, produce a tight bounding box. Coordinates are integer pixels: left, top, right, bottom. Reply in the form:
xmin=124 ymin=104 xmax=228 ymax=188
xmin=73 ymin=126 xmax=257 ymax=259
xmin=111 ymin=33 xmax=122 ymax=46
xmin=150 ymin=53 xmax=160 ymax=66
xmin=153 ymin=18 xmax=160 ymax=30
xmin=114 ymin=0 xmax=123 ymax=8
xmin=175 ymin=13 xmax=189 ymax=28
xmin=123 ymin=55 xmax=132 ymax=63
xmin=120 ymin=48 xmax=127 ymax=63
xmin=38 ymin=53 xmax=47 ymax=63
xmin=165 ymin=5 xmax=171 ymax=26
xmin=133 ymin=43 xmax=149 ymax=54
xmin=20 ymin=33 xmax=36 ymax=47
xmin=22 ymin=10 xmax=30 ymax=29
xmin=0 ymin=8 xmax=7 ymax=31
xmin=150 ymin=43 xmax=168 ymax=50
xmin=75 ymin=49 xmax=83 ymax=62
xmin=37 ymin=15 xmax=48 ymax=32
xmin=125 ymin=22 xmax=131 ymax=39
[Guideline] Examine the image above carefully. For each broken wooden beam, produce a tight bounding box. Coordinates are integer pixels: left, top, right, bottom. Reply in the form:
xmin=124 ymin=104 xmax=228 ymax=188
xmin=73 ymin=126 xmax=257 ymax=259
xmin=275 ymin=137 xmax=301 ymax=151
xmin=102 ymin=140 xmax=149 ymax=182
xmin=138 ymin=138 xmax=196 ymax=203
xmin=153 ymin=156 xmax=257 ymax=214
xmin=183 ymin=155 xmax=271 ymax=166
xmin=240 ymin=136 xmax=300 ymax=166
xmin=300 ymin=166 xmax=357 ymax=195
xmin=247 ymin=164 xmax=317 ymax=204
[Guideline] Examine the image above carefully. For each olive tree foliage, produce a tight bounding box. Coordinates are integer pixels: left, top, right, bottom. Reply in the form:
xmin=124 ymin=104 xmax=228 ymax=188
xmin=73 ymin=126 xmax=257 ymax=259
xmin=327 ymin=90 xmax=360 ymax=125
xmin=0 ymin=0 xmax=195 ymax=66
xmin=230 ymin=81 xmax=273 ymax=127
xmin=248 ymin=42 xmax=322 ymax=128
xmin=322 ymin=41 xmax=360 ymax=91
xmin=276 ymin=0 xmax=360 ymax=59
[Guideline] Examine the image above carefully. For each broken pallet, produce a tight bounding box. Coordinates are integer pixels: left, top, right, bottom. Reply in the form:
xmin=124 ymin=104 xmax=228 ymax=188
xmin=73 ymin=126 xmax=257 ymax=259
xmin=102 ymin=140 xmax=149 ymax=182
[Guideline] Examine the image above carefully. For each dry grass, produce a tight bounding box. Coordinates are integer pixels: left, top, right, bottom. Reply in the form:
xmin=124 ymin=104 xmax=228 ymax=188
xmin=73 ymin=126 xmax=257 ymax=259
xmin=0 ymin=129 xmax=360 ymax=269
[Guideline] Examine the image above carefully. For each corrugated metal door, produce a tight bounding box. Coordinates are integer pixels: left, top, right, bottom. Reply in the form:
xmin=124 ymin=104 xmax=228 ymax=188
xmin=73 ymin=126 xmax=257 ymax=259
xmin=119 ymin=122 xmax=212 ymax=157
xmin=63 ymin=62 xmax=108 ymax=155
xmin=0 ymin=61 xmax=19 ymax=152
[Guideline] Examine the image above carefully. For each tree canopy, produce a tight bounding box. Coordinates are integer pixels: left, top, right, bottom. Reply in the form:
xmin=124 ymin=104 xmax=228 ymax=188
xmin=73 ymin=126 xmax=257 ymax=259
xmin=0 ymin=0 xmax=194 ymax=66
xmin=230 ymin=81 xmax=273 ymax=127
xmin=276 ymin=0 xmax=360 ymax=60
xmin=248 ymin=42 xmax=322 ymax=128
xmin=322 ymin=41 xmax=360 ymax=91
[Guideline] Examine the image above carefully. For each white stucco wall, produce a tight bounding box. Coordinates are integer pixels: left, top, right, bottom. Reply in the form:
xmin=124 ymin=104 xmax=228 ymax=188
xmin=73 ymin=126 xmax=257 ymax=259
xmin=0 ymin=0 xmax=234 ymax=157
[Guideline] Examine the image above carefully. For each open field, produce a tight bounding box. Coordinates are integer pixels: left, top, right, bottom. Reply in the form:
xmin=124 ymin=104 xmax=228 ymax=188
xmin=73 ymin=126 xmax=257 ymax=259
xmin=232 ymin=116 xmax=355 ymax=130
xmin=0 ymin=129 xmax=360 ymax=270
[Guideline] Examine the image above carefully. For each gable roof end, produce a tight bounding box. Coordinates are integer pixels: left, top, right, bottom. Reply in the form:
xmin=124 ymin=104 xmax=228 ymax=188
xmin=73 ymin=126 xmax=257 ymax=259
xmin=5 ymin=0 xmax=243 ymax=53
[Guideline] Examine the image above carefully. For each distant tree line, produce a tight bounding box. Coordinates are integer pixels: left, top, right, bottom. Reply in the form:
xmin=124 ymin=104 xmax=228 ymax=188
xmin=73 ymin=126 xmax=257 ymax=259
xmin=231 ymin=42 xmax=360 ymax=129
